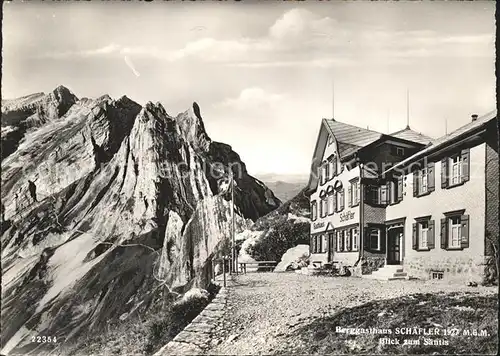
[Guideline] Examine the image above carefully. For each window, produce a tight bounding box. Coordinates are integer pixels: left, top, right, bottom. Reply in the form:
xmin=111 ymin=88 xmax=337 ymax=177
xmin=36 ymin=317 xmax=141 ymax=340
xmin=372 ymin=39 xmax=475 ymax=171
xmin=413 ymin=162 xmax=435 ymax=197
xmin=440 ymin=212 xmax=469 ymax=250
xmin=320 ymin=198 xmax=327 ymax=218
xmin=441 ymin=149 xmax=470 ymax=188
xmin=335 ymin=228 xmax=358 ymax=252
xmin=412 ymin=217 xmax=434 ymax=251
xmin=389 ymin=178 xmax=403 ymax=204
xmin=327 ymin=193 xmax=335 ymax=215
xmin=321 ymin=164 xmax=327 ymax=185
xmin=349 ymin=180 xmax=360 ymax=207
xmin=369 ymin=228 xmax=380 ymax=250
xmin=314 ymin=235 xmax=323 ymax=253
xmin=419 ymin=221 xmax=429 ymax=249
xmin=328 ymin=157 xmax=336 ymax=180
xmin=336 ymin=189 xmax=344 ymax=212
xmin=396 ymin=147 xmax=405 ymax=157
xmin=336 ymin=230 xmax=343 ymax=252
xmin=449 ymin=216 xmax=462 ymax=248
xmin=431 ymin=271 xmax=444 ymax=280
xmin=351 ymin=228 xmax=359 ymax=251
xmin=379 ymin=184 xmax=388 ymax=205
xmin=345 ymin=229 xmax=350 ymax=251
xmin=419 ymin=168 xmax=428 ymax=194
xmin=311 ymin=201 xmax=317 ymax=221
xmin=450 ymin=155 xmax=462 ymax=186
xmin=322 ymin=234 xmax=328 ymax=253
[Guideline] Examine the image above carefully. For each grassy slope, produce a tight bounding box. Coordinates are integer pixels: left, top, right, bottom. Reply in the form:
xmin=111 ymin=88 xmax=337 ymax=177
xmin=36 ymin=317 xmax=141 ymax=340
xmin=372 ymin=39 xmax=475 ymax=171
xmin=279 ymin=292 xmax=498 ymax=355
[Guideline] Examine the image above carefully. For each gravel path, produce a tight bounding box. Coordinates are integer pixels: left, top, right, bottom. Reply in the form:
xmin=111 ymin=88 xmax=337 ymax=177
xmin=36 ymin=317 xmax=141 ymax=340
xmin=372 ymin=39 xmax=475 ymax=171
xmin=205 ymin=272 xmax=497 ymax=355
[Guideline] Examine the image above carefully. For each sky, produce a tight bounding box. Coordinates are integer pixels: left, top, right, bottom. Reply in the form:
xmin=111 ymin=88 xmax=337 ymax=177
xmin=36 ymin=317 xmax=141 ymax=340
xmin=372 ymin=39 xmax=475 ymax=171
xmin=2 ymin=1 xmax=495 ymax=176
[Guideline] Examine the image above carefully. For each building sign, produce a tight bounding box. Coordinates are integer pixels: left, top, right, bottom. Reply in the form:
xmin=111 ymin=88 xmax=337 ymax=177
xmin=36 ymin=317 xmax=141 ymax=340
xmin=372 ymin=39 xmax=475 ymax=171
xmin=313 ymin=221 xmax=325 ymax=230
xmin=340 ymin=210 xmax=355 ymax=223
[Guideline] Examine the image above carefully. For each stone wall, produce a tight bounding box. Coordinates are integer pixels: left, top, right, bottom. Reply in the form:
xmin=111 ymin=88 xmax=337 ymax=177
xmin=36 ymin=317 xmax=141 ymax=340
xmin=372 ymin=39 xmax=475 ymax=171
xmin=484 ymin=127 xmax=499 ymax=284
xmin=360 ymin=255 xmax=385 ymax=275
xmin=404 ymin=254 xmax=488 ymax=283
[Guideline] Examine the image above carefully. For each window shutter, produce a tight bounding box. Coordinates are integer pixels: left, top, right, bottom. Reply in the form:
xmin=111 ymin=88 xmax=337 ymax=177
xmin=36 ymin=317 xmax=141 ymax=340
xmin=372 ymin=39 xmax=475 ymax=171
xmin=413 ymin=172 xmax=418 ymax=197
xmin=380 ymin=185 xmax=388 ymax=206
xmin=461 ymin=214 xmax=470 ymax=249
xmin=397 ymin=177 xmax=403 ymax=202
xmin=428 ymin=219 xmax=435 ymax=249
xmin=348 ymin=185 xmax=352 ymax=207
xmin=412 ymin=223 xmax=417 ymax=250
xmin=440 ymin=218 xmax=447 ymax=249
xmin=461 ymin=148 xmax=470 ymax=183
xmin=441 ymin=158 xmax=448 ymax=188
xmin=428 ymin=162 xmax=435 ymax=192
xmin=340 ymin=189 xmax=345 ymax=211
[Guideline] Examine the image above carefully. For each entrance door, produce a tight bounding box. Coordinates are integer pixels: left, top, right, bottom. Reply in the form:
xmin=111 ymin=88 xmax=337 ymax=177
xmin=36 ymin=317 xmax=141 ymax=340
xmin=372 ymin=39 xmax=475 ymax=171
xmin=387 ymin=227 xmax=403 ymax=265
xmin=328 ymin=232 xmax=335 ymax=262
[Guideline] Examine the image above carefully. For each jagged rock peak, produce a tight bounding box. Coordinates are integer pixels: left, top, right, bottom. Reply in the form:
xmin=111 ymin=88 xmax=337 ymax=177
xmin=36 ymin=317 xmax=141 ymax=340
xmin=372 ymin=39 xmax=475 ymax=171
xmin=193 ymin=101 xmax=202 ymax=120
xmin=52 ymin=84 xmax=76 ymax=97
xmin=175 ymin=102 xmax=211 ymax=150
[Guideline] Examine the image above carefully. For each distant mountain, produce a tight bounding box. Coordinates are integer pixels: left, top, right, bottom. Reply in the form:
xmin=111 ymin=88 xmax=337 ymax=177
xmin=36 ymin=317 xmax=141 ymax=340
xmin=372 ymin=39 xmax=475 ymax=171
xmin=0 ymin=86 xmax=280 ymax=355
xmin=255 ymin=174 xmax=308 ymax=202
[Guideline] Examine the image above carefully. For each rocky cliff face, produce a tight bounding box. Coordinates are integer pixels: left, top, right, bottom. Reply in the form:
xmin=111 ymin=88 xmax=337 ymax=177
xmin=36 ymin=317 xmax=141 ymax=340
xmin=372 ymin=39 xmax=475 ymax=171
xmin=0 ymin=86 xmax=280 ymax=355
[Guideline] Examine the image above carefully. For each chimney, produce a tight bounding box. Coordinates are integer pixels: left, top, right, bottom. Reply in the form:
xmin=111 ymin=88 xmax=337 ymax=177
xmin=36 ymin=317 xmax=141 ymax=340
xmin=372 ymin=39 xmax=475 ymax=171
xmin=471 ymin=114 xmax=478 ymax=122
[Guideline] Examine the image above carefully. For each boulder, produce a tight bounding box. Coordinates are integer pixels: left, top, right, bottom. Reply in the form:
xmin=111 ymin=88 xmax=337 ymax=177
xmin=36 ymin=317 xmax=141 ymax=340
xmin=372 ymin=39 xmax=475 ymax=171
xmin=274 ymin=244 xmax=310 ymax=272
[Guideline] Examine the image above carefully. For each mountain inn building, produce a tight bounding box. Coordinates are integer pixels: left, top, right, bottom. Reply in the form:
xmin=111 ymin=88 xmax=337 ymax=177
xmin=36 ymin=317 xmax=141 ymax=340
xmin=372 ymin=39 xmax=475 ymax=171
xmin=306 ymin=111 xmax=498 ymax=283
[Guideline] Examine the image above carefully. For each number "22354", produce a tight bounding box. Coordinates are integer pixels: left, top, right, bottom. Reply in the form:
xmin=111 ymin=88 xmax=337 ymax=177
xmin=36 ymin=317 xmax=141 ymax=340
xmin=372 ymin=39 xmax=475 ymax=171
xmin=32 ymin=336 xmax=57 ymax=343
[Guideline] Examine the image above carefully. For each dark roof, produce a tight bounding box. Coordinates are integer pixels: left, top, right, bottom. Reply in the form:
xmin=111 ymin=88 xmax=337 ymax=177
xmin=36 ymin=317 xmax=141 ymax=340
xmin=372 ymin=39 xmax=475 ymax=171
xmin=385 ymin=110 xmax=497 ymax=174
xmin=390 ymin=126 xmax=435 ymax=145
xmin=324 ymin=119 xmax=383 ymax=159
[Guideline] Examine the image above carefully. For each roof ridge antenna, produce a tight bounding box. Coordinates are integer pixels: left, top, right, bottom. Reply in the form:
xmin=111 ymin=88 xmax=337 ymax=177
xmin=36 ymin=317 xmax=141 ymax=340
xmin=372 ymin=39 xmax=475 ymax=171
xmin=406 ymin=88 xmax=410 ymax=129
xmin=332 ymin=79 xmax=335 ymax=120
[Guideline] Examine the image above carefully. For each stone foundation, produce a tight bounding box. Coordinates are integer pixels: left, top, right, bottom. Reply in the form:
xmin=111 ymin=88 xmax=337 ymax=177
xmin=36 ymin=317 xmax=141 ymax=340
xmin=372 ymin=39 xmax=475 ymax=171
xmin=482 ymin=256 xmax=498 ymax=285
xmin=404 ymin=255 xmax=489 ymax=284
xmin=361 ymin=256 xmax=385 ymax=275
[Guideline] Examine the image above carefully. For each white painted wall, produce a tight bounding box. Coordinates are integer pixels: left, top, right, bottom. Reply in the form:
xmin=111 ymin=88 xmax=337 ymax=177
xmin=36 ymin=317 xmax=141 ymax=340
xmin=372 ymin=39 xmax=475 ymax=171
xmin=386 ymin=143 xmax=486 ymax=280
xmin=309 ymin=134 xmax=361 ymax=264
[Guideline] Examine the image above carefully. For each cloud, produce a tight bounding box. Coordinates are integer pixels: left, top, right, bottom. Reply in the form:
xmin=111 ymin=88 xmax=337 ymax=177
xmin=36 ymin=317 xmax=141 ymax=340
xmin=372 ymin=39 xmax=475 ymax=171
xmin=38 ymin=43 xmax=121 ymax=59
xmin=36 ymin=8 xmax=493 ymax=67
xmin=214 ymin=87 xmax=284 ymax=111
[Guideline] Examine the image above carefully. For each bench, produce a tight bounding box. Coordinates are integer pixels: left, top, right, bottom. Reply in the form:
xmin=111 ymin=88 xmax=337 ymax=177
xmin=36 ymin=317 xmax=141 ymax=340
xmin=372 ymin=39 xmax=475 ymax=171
xmin=238 ymin=261 xmax=277 ymax=274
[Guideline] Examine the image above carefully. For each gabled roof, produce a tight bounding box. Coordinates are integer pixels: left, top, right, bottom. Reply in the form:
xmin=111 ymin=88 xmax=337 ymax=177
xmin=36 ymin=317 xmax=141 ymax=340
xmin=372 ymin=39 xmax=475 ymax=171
xmin=324 ymin=119 xmax=384 ymax=158
xmin=384 ymin=110 xmax=497 ymax=174
xmin=390 ymin=126 xmax=435 ymax=145
xmin=307 ymin=119 xmax=385 ymax=192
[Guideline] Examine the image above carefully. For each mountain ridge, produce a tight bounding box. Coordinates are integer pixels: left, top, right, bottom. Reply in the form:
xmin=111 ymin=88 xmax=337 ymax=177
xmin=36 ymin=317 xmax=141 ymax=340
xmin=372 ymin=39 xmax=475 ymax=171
xmin=0 ymin=86 xmax=280 ymax=355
